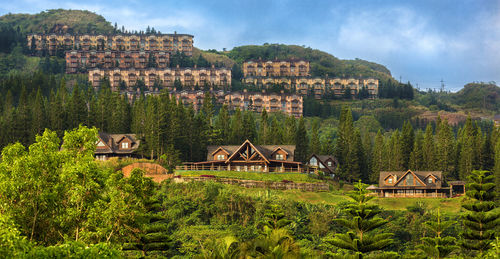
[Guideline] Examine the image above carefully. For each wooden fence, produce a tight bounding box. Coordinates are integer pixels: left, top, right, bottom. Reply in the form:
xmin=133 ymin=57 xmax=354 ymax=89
xmin=176 ymin=164 xmax=307 ymax=173
xmin=174 ymin=176 xmax=330 ymax=192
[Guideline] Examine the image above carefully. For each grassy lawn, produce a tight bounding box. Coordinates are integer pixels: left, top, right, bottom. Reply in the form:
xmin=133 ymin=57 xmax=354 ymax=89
xmin=174 ymin=170 xmax=324 ymax=183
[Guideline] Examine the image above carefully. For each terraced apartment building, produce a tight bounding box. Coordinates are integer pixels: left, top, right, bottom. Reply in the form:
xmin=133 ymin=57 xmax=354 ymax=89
xmin=27 ymin=32 xmax=194 ymax=56
xmin=242 ymin=58 xmax=379 ymax=99
xmin=66 ymin=50 xmax=170 ymax=73
xmin=171 ymin=90 xmax=303 ymax=117
xmin=88 ymin=65 xmax=231 ymax=89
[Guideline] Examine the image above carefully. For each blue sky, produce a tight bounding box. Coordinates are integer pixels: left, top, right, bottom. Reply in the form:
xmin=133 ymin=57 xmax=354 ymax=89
xmin=1 ymin=0 xmax=499 ymax=91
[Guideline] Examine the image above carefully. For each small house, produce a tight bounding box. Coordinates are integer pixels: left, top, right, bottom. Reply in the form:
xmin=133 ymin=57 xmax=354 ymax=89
xmin=95 ymin=133 xmax=140 ymax=160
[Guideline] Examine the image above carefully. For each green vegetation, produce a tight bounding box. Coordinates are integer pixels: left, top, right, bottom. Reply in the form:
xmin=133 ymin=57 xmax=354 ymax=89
xmin=175 ymin=170 xmax=323 ymax=183
xmin=0 ymin=9 xmax=114 ymax=34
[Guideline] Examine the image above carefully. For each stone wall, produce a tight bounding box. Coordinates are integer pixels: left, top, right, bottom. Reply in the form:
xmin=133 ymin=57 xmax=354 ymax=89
xmin=174 ymin=176 xmax=330 ymax=192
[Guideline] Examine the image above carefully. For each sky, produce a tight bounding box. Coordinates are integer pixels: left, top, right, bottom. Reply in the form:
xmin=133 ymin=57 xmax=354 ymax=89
xmin=1 ymin=0 xmax=499 ymax=91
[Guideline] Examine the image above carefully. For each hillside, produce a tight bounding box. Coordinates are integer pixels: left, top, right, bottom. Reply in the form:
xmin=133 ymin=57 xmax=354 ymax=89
xmin=226 ymin=44 xmax=395 ymax=81
xmin=0 ymin=9 xmax=114 ymax=34
xmin=451 ymin=82 xmax=500 ymax=112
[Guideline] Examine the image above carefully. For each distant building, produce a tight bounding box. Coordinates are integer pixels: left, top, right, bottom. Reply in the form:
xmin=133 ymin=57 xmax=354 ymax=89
xmin=66 ymin=50 xmax=169 ymax=73
xmin=95 ymin=133 xmax=140 ymax=160
xmin=190 ymin=139 xmax=303 ymax=172
xmin=27 ymin=32 xmax=194 ymax=56
xmin=306 ymin=154 xmax=338 ymax=176
xmin=88 ymin=65 xmax=231 ymax=90
xmin=242 ymin=58 xmax=378 ymax=99
xmin=494 ymin=114 xmax=500 ymax=127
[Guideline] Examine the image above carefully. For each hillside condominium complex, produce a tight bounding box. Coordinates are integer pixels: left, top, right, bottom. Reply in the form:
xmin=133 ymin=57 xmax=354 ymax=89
xmin=27 ymin=32 xmax=194 ymax=56
xmin=88 ymin=66 xmax=231 ymax=90
xmin=242 ymin=59 xmax=379 ymax=99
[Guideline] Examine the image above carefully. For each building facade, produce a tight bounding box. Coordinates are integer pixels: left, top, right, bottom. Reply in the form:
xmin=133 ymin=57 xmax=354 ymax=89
xmin=95 ymin=133 xmax=140 ymax=161
xmin=28 ymin=32 xmax=194 ymax=56
xmin=88 ymin=66 xmax=231 ymax=89
xmin=242 ymin=59 xmax=378 ymax=99
xmin=191 ymin=140 xmax=303 ymax=172
xmin=306 ymin=154 xmax=338 ymax=176
xmin=66 ymin=50 xmax=169 ymax=73
xmin=243 ymin=59 xmax=310 ymax=77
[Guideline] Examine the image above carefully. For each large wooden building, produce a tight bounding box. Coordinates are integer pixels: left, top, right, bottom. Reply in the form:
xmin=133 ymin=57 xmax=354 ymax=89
xmin=95 ymin=133 xmax=140 ymax=161
xmin=189 ymin=140 xmax=303 ymax=172
xmin=370 ymin=170 xmax=457 ymax=198
xmin=306 ymin=154 xmax=338 ymax=176
xmin=28 ymin=32 xmax=194 ymax=56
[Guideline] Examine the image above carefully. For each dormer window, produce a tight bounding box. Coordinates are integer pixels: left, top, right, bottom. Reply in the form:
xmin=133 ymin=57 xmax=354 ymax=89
xmin=276 ymin=154 xmax=284 ymax=160
xmin=121 ymin=142 xmax=129 ymax=149
xmin=97 ymin=141 xmax=105 ymax=147
xmin=388 ymin=178 xmax=393 ymax=184
xmin=217 ymin=154 xmax=225 ymax=160
xmin=327 ymin=161 xmax=332 ymax=167
xmin=428 ymin=178 xmax=433 ymax=184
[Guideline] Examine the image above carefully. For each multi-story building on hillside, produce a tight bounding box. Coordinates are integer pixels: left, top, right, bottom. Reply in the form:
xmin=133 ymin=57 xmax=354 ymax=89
xmin=27 ymin=32 xmax=194 ymax=56
xmin=244 ymin=75 xmax=379 ymax=99
xmin=242 ymin=58 xmax=379 ymax=99
xmin=170 ymin=90 xmax=303 ymax=117
xmin=88 ymin=65 xmax=231 ymax=90
xmin=66 ymin=50 xmax=170 ymax=73
xmin=242 ymin=58 xmax=310 ymax=77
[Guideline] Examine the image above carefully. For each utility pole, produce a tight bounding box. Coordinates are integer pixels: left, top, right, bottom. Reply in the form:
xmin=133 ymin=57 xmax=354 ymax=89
xmin=440 ymin=79 xmax=445 ymax=92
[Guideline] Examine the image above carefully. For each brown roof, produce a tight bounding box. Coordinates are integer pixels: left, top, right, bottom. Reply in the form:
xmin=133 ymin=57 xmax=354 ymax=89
xmin=379 ymin=170 xmax=442 ymax=189
xmin=95 ymin=133 xmax=140 ymax=155
xmin=307 ymin=154 xmax=338 ymax=173
xmin=206 ymin=143 xmax=296 ymax=162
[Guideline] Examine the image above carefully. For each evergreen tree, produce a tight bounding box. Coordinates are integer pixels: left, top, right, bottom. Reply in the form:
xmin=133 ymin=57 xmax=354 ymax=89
xmin=310 ymin=119 xmax=321 ymax=155
xmin=335 ymin=107 xmax=354 ymax=179
xmin=242 ymin=111 xmax=257 ymax=143
xmin=283 ymin=115 xmax=297 ymax=145
xmin=401 ymin=121 xmax=415 ymax=169
xmin=294 ymin=117 xmax=308 ymax=163
xmin=409 ymin=130 xmax=424 ymax=171
xmin=213 ymin=105 xmax=230 ymax=144
xmin=422 ymin=124 xmax=437 ymax=171
xmin=31 ymin=88 xmax=46 ymax=137
xmin=495 ymin=137 xmax=500 ymax=199
xmin=328 ymin=181 xmax=393 ymax=258
xmin=387 ymin=130 xmax=403 ymax=171
xmin=458 ymin=118 xmax=475 ymax=180
xmin=370 ymin=130 xmax=384 ymax=183
xmin=258 ymin=109 xmax=269 ymax=144
xmin=480 ymin=133 xmax=494 ymax=171
xmin=418 ymin=210 xmax=459 ymax=259
xmin=461 ymin=170 xmax=499 ymax=255
xmin=436 ymin=119 xmax=456 ymax=179
xmin=229 ymin=108 xmax=245 ymax=144
xmin=269 ymin=117 xmax=283 ymax=145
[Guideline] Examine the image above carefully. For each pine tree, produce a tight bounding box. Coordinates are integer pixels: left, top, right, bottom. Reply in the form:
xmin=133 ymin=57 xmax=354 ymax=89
xmin=495 ymin=136 xmax=500 ymax=199
xmin=283 ymin=115 xmax=297 ymax=145
xmin=268 ymin=116 xmax=283 ymax=145
xmin=461 ymin=170 xmax=499 ymax=255
xmin=213 ymin=105 xmax=230 ymax=144
xmin=409 ymin=130 xmax=424 ymax=171
xmin=458 ymin=118 xmax=475 ymax=180
xmin=310 ymin=119 xmax=321 ymax=155
xmin=418 ymin=210 xmax=459 ymax=259
xmin=401 ymin=121 xmax=415 ymax=169
xmin=328 ymin=181 xmax=393 ymax=258
xmin=258 ymin=109 xmax=269 ymax=144
xmin=422 ymin=124 xmax=437 ymax=171
xmin=230 ymin=108 xmax=245 ymax=144
xmin=370 ymin=130 xmax=384 ymax=183
xmin=336 ymin=107 xmax=355 ymax=179
xmin=294 ymin=117 xmax=308 ymax=163
xmin=387 ymin=130 xmax=403 ymax=171
xmin=31 ymin=88 xmax=46 ymax=137
xmin=436 ymin=119 xmax=456 ymax=179
xmin=242 ymin=111 xmax=257 ymax=143
xmin=480 ymin=133 xmax=494 ymax=171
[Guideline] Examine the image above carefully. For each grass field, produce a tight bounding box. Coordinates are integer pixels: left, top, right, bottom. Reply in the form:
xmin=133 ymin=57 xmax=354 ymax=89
xmin=174 ymin=170 xmax=324 ymax=183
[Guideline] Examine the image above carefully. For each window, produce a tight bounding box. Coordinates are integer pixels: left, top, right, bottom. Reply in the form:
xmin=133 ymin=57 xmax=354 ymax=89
xmin=428 ymin=178 xmax=433 ymax=183
xmin=217 ymin=154 xmax=225 ymax=160
xmin=276 ymin=154 xmax=284 ymax=160
xmin=327 ymin=161 xmax=332 ymax=167
xmin=97 ymin=141 xmax=105 ymax=147
xmin=121 ymin=142 xmax=129 ymax=149
xmin=388 ymin=178 xmax=393 ymax=184
xmin=310 ymin=157 xmax=317 ymax=166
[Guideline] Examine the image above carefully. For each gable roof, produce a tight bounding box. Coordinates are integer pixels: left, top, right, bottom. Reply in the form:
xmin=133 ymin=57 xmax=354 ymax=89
xmin=225 ymin=140 xmax=270 ymax=164
xmin=95 ymin=133 xmax=140 ymax=155
xmin=211 ymin=147 xmax=229 ymax=156
xmin=379 ymin=170 xmax=442 ymax=188
xmin=205 ymin=141 xmax=296 ymax=162
xmin=307 ymin=154 xmax=338 ymax=173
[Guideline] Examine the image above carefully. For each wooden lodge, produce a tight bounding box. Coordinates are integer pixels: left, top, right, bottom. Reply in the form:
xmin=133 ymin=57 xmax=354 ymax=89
xmin=370 ymin=170 xmax=464 ymax=198
xmin=184 ymin=140 xmax=304 ymax=172
xmin=306 ymin=154 xmax=338 ymax=177
xmin=95 ymin=133 xmax=140 ymax=160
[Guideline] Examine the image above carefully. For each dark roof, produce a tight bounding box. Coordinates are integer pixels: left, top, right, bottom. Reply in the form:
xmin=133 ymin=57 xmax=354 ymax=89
xmin=307 ymin=154 xmax=338 ymax=173
xmin=494 ymin=114 xmax=500 ymax=120
xmin=379 ymin=170 xmax=442 ymax=189
xmin=95 ymin=133 xmax=140 ymax=154
xmin=206 ymin=144 xmax=296 ymax=162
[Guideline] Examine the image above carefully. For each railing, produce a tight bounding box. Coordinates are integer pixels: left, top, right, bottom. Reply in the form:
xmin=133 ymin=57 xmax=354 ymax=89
xmin=176 ymin=164 xmax=305 ymax=173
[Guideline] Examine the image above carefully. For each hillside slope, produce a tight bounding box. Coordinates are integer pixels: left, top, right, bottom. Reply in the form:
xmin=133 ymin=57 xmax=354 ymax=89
xmin=0 ymin=9 xmax=114 ymax=34
xmin=451 ymin=83 xmax=500 ymax=112
xmin=226 ymin=44 xmax=394 ymax=81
